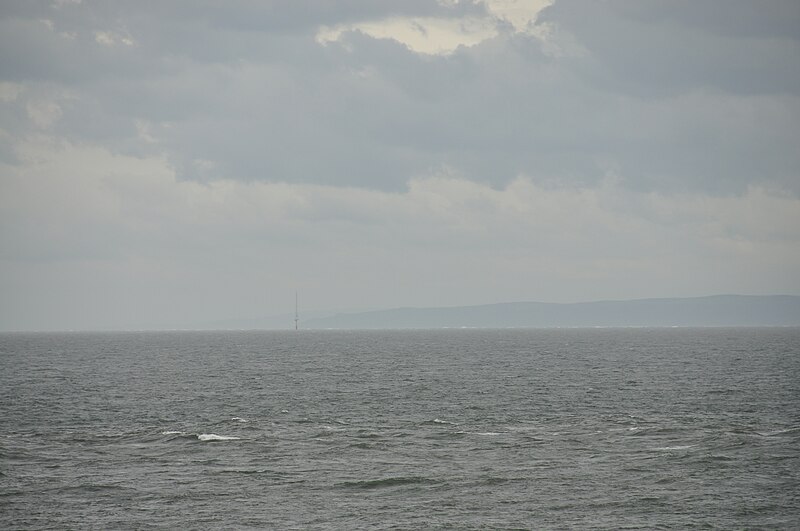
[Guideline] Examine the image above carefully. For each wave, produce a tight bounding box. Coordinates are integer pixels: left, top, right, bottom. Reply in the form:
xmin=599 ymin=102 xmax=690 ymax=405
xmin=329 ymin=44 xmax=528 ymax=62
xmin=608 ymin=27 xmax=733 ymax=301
xmin=49 ymin=483 xmax=135 ymax=494
xmin=478 ymin=476 xmax=527 ymax=486
xmin=312 ymin=426 xmax=347 ymax=438
xmin=198 ymin=433 xmax=241 ymax=442
xmin=758 ymin=426 xmax=800 ymax=437
xmin=423 ymin=431 xmax=466 ymax=440
xmin=347 ymin=441 xmax=389 ymax=450
xmin=704 ymin=454 xmax=735 ymax=461
xmin=160 ymin=430 xmax=185 ymax=435
xmin=230 ymin=417 xmax=248 ymax=423
xmin=423 ymin=418 xmax=457 ymax=425
xmin=337 ymin=476 xmax=434 ymax=490
xmin=626 ymin=426 xmax=684 ymax=437
xmin=91 ymin=431 xmax=129 ymax=439
xmin=354 ymin=430 xmax=384 ymax=439
xmin=651 ymin=445 xmax=693 ymax=451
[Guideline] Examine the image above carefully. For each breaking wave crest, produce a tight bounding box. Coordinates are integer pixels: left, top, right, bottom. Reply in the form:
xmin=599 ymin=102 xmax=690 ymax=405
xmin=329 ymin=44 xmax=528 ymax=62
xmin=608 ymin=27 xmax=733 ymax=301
xmin=198 ymin=433 xmax=241 ymax=442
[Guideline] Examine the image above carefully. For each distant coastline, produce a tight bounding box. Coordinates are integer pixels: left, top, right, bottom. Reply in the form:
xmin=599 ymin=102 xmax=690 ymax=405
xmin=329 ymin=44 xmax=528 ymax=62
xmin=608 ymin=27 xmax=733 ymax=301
xmin=4 ymin=295 xmax=799 ymax=333
xmin=304 ymin=295 xmax=800 ymax=330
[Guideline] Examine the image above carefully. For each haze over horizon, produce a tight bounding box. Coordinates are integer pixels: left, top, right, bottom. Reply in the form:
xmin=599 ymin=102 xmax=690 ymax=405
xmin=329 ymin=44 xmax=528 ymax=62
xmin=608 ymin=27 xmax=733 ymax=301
xmin=2 ymin=1 xmax=799 ymax=331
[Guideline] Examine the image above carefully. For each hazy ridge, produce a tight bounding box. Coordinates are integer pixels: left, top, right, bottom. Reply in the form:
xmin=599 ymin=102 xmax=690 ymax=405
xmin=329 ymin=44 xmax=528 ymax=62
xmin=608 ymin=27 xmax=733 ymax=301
xmin=305 ymin=295 xmax=800 ymax=329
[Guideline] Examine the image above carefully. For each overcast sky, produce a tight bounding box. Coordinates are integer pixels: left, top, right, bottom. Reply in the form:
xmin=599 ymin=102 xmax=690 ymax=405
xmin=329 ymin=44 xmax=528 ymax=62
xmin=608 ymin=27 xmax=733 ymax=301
xmin=1 ymin=0 xmax=799 ymax=330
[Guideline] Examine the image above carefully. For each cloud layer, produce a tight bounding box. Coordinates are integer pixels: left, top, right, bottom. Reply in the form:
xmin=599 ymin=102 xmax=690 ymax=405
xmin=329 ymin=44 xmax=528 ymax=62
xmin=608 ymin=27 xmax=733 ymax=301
xmin=1 ymin=0 xmax=799 ymax=329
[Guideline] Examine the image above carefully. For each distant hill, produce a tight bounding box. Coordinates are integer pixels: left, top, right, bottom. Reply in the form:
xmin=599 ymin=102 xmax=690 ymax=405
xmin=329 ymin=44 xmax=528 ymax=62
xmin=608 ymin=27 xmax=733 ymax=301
xmin=304 ymin=295 xmax=800 ymax=329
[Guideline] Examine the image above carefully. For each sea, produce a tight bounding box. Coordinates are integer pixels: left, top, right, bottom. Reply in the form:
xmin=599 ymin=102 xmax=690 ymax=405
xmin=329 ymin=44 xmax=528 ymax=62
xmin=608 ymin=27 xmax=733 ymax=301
xmin=1 ymin=328 xmax=798 ymax=530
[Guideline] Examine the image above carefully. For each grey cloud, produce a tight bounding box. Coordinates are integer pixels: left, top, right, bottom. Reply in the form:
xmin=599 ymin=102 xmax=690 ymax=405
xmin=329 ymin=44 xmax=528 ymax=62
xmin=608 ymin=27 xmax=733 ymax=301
xmin=3 ymin=0 xmax=800 ymax=331
xmin=0 ymin=0 xmax=485 ymax=76
xmin=538 ymin=0 xmax=800 ymax=96
xmin=1 ymin=0 xmax=798 ymax=195
xmin=599 ymin=0 xmax=800 ymax=40
xmin=123 ymin=0 xmax=485 ymax=33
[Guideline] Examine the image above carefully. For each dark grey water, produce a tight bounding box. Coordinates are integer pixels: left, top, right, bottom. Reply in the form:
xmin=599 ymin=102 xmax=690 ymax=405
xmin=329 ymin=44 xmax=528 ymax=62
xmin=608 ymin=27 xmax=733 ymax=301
xmin=1 ymin=328 xmax=799 ymax=529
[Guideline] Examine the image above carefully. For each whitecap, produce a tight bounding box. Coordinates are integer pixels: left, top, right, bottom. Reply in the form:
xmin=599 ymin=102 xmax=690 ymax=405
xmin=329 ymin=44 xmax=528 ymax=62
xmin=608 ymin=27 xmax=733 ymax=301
xmin=160 ymin=430 xmax=184 ymax=435
xmin=758 ymin=427 xmax=800 ymax=437
xmin=476 ymin=432 xmax=503 ymax=436
xmin=231 ymin=417 xmax=248 ymax=423
xmin=432 ymin=418 xmax=455 ymax=425
xmin=198 ymin=433 xmax=241 ymax=442
xmin=652 ymin=445 xmax=693 ymax=451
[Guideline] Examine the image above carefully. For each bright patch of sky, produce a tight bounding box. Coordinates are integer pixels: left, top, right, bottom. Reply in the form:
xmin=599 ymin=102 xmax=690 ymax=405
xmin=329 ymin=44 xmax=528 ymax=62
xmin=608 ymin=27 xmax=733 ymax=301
xmin=318 ymin=0 xmax=553 ymax=55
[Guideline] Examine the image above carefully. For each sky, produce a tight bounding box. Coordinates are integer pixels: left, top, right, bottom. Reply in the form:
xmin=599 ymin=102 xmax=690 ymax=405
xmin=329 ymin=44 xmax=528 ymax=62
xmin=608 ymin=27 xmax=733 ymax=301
xmin=1 ymin=0 xmax=799 ymax=330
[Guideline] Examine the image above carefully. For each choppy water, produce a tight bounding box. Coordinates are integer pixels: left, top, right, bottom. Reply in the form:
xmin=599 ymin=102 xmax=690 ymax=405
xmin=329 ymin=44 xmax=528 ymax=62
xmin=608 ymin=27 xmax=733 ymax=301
xmin=1 ymin=328 xmax=799 ymax=529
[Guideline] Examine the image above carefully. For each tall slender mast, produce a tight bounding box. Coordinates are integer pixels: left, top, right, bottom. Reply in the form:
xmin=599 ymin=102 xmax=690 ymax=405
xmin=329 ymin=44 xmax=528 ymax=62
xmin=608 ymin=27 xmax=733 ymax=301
xmin=294 ymin=291 xmax=299 ymax=330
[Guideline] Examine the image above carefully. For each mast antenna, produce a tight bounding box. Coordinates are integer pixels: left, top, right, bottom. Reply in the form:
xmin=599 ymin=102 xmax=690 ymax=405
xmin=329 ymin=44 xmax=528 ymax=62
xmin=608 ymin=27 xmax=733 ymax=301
xmin=294 ymin=291 xmax=299 ymax=330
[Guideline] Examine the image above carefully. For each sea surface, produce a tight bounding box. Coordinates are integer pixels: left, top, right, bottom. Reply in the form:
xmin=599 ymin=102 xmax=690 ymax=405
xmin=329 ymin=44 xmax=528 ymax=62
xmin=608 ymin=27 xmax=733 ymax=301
xmin=1 ymin=328 xmax=799 ymax=529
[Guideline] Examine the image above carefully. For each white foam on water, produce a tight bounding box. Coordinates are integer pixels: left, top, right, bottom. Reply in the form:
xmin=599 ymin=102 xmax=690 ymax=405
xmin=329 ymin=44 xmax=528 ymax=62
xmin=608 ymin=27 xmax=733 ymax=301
xmin=505 ymin=425 xmax=538 ymax=432
xmin=652 ymin=445 xmax=693 ymax=451
xmin=432 ymin=418 xmax=455 ymax=425
xmin=476 ymin=432 xmax=503 ymax=436
xmin=198 ymin=433 xmax=241 ymax=441
xmin=759 ymin=427 xmax=800 ymax=437
xmin=160 ymin=431 xmax=184 ymax=435
xmin=231 ymin=417 xmax=248 ymax=422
